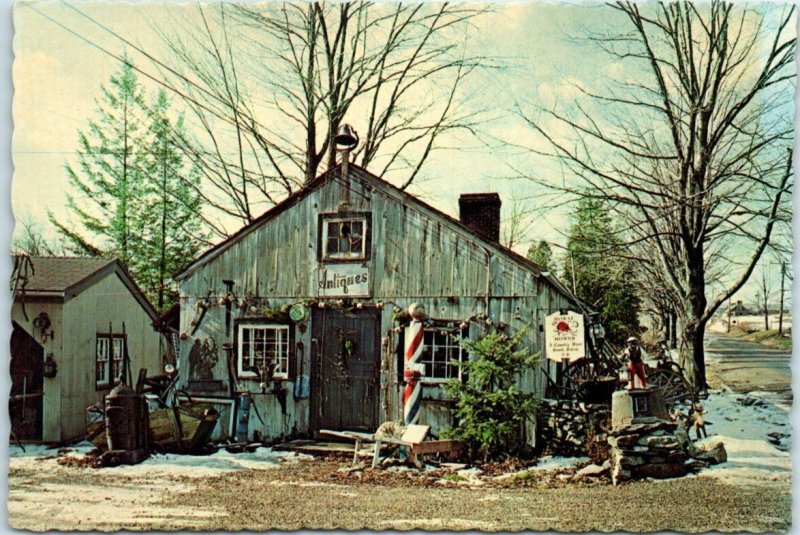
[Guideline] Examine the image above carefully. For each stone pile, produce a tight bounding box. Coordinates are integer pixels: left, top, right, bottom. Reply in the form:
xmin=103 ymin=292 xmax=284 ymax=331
xmin=609 ymin=418 xmax=727 ymax=485
xmin=539 ymin=400 xmax=610 ymax=458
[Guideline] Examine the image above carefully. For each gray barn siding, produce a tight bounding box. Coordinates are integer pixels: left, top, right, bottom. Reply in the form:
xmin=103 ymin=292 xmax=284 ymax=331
xmin=178 ymin=173 xmax=578 ymax=442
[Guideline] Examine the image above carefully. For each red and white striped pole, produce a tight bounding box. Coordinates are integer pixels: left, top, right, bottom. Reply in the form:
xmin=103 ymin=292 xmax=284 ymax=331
xmin=403 ymin=304 xmax=426 ymax=425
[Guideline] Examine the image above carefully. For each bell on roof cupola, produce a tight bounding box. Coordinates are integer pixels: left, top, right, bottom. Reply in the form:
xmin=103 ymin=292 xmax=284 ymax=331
xmin=334 ymin=123 xmax=359 ymax=211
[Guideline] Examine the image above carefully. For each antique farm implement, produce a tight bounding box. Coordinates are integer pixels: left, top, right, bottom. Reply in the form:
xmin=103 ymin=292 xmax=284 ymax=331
xmin=86 ymin=366 xmax=219 ymax=456
xmin=554 ymin=341 xmax=696 ymax=415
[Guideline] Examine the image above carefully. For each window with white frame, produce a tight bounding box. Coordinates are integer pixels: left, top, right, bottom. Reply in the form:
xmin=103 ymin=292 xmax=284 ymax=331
xmin=323 ymin=217 xmax=367 ymax=259
xmin=237 ymin=324 xmax=290 ymax=380
xmin=420 ymin=325 xmax=467 ymax=383
xmin=96 ymin=334 xmax=126 ymax=388
xmin=96 ymin=337 xmax=109 ymax=385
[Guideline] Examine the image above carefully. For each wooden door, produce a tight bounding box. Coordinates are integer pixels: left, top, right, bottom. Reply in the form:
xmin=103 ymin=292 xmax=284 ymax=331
xmin=10 ymin=323 xmax=44 ymax=440
xmin=311 ymin=308 xmax=380 ymax=434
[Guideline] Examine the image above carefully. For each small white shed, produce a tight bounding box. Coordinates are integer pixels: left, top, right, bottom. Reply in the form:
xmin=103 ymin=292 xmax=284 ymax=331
xmin=11 ymin=256 xmax=165 ymax=443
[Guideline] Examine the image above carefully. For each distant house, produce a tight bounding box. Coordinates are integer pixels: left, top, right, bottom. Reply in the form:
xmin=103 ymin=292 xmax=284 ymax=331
xmin=10 ymin=256 xmax=165 ymax=443
xmin=173 ymin=163 xmax=586 ymax=444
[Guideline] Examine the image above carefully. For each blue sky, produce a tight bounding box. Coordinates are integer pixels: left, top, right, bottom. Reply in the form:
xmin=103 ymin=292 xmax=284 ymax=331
xmin=12 ymin=1 xmax=795 ymax=306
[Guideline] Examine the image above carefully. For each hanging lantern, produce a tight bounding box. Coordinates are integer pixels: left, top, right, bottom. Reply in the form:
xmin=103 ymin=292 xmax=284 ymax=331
xmin=43 ymin=353 xmax=57 ymax=378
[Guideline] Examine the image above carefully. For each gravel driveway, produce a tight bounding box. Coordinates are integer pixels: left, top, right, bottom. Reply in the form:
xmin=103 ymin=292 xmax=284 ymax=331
xmin=8 ymin=454 xmax=791 ymax=532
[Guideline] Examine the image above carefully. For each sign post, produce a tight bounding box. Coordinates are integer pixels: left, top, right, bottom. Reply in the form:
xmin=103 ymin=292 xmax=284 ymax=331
xmin=545 ymin=310 xmax=586 ymax=362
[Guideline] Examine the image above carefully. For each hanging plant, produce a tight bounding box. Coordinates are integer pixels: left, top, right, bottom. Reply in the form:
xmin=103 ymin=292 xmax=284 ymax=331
xmin=332 ymin=328 xmax=357 ymax=385
xmin=258 ymin=306 xmax=291 ymax=323
xmin=392 ymin=309 xmax=411 ymax=326
xmin=335 ymin=328 xmax=358 ymax=358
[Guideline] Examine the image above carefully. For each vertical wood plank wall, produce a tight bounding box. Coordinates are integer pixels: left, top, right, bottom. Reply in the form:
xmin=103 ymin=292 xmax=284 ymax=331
xmin=178 ymin=172 xmax=576 ymax=442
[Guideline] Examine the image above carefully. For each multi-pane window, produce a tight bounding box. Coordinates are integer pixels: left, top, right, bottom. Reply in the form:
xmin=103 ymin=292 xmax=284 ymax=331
xmin=111 ymin=338 xmax=125 ymax=383
xmin=238 ymin=324 xmax=290 ymax=380
xmin=96 ymin=337 xmax=109 ymax=385
xmin=420 ymin=326 xmax=467 ymax=383
xmin=324 ymin=218 xmax=367 ymax=259
xmin=96 ymin=334 xmax=126 ymax=388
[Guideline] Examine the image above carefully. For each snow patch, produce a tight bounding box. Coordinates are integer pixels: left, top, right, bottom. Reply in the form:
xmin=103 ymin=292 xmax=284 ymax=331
xmin=10 ymin=443 xmax=312 ymax=478
xmin=530 ymin=455 xmax=590 ymax=472
xmin=692 ymin=391 xmax=791 ymax=486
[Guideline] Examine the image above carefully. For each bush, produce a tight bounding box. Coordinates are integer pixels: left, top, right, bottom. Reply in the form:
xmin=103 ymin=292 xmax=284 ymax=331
xmin=442 ymin=329 xmax=539 ymax=461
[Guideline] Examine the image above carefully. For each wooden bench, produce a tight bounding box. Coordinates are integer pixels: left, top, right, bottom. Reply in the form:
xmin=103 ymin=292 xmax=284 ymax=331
xmin=320 ymin=426 xmax=460 ymax=468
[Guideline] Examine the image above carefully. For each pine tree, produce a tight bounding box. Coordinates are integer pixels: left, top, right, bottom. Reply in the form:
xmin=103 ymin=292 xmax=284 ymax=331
xmin=50 ymin=59 xmax=206 ymax=311
xmin=563 ymin=198 xmax=641 ymax=344
xmin=49 ymin=57 xmax=149 ymax=264
xmin=134 ymin=90 xmax=206 ymax=310
xmin=526 ymin=240 xmax=553 ymax=270
xmin=442 ymin=330 xmax=539 ymax=461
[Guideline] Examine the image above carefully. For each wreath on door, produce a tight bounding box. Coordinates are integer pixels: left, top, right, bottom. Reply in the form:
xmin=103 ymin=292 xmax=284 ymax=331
xmin=333 ymin=328 xmax=357 ymax=385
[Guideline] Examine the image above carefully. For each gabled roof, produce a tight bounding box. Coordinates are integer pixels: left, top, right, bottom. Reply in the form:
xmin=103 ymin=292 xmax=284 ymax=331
xmin=17 ymin=257 xmax=115 ymax=293
xmin=12 ymin=256 xmax=160 ymax=322
xmin=174 ymin=164 xmax=584 ymax=309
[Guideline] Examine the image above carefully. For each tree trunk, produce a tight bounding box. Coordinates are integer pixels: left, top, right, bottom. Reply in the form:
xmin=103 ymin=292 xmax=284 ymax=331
xmin=681 ymin=247 xmax=708 ymax=389
xmin=779 ymin=262 xmax=785 ymax=335
xmin=670 ymin=310 xmax=677 ymax=348
xmin=679 ymin=319 xmax=707 ymax=389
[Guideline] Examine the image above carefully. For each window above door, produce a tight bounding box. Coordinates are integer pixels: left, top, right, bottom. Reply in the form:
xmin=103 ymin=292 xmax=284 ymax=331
xmin=318 ymin=212 xmax=372 ymax=262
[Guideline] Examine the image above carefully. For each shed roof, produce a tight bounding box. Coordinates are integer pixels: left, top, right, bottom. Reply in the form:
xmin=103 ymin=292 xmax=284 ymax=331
xmin=173 ymin=164 xmax=585 ymax=310
xmin=19 ymin=257 xmax=116 ymax=293
xmin=12 ymin=256 xmax=160 ymax=322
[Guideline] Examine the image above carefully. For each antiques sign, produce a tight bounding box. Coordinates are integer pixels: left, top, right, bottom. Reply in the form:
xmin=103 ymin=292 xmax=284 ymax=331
xmin=545 ymin=311 xmax=585 ymax=362
xmin=318 ymin=264 xmax=370 ymax=297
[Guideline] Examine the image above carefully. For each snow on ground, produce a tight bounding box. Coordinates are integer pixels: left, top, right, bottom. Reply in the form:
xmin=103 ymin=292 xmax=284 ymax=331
xmin=692 ymin=390 xmax=791 ymax=486
xmin=530 ymin=455 xmax=591 ymax=472
xmin=9 ymin=442 xmax=312 ymax=478
xmin=8 ymin=443 xmax=314 ymax=529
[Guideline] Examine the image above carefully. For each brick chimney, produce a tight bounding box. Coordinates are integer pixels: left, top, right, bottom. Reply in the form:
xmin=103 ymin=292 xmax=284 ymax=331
xmin=458 ymin=193 xmax=502 ymax=242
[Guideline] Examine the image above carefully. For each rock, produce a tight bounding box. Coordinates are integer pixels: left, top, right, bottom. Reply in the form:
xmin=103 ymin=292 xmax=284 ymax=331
xmin=610 ymin=420 xmax=676 ymax=436
xmin=611 ymin=465 xmax=631 ymax=485
xmin=698 ymin=442 xmax=727 ymax=465
xmin=572 ymin=462 xmax=609 ymax=480
xmin=644 ymin=435 xmax=681 ymax=449
xmin=618 ymin=455 xmax=646 ymax=468
xmin=684 ymin=458 xmax=709 ymax=471
xmin=666 ymin=452 xmax=689 ymax=464
xmin=608 ymin=434 xmax=639 ymax=448
xmin=634 ymin=462 xmax=688 ymax=479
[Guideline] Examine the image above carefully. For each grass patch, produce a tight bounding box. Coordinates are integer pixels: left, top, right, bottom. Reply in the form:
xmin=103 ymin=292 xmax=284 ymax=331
xmin=743 ymin=329 xmax=792 ymax=350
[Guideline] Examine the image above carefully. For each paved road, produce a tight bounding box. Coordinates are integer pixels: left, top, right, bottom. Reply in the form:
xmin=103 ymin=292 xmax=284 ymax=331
xmin=704 ymin=331 xmax=792 ymax=406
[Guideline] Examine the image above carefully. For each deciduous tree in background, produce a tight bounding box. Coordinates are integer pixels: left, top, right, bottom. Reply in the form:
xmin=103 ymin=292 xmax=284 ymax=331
xmin=156 ymin=2 xmax=490 ymax=232
xmin=521 ymin=1 xmax=795 ymax=386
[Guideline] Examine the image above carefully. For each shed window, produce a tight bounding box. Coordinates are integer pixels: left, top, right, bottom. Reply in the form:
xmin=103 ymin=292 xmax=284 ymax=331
xmin=237 ymin=324 xmax=290 ymax=380
xmin=420 ymin=325 xmax=467 ymax=383
xmin=96 ymin=334 xmax=126 ymax=388
xmin=323 ymin=217 xmax=367 ymax=259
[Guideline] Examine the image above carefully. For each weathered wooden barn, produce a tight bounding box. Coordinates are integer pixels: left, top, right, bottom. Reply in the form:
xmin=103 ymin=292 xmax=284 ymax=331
xmin=10 ymin=256 xmax=165 ymax=443
xmin=174 ymin=163 xmax=584 ymax=444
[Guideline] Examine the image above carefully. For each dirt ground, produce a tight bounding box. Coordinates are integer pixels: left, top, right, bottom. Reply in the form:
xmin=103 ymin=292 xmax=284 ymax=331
xmin=8 ymin=453 xmax=791 ymax=532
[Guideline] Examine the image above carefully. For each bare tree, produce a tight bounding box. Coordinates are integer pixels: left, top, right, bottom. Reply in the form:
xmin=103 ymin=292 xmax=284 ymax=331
xmin=520 ymin=1 xmax=795 ymax=387
xmin=12 ymin=215 xmax=63 ymax=256
xmin=152 ymin=2 xmax=491 ymax=233
xmin=755 ymin=263 xmax=773 ymax=331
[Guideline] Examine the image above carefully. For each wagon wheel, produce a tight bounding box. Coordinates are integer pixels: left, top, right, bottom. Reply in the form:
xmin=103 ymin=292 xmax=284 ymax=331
xmin=558 ymin=358 xmax=620 ymax=400
xmin=647 ymin=367 xmax=696 ymax=415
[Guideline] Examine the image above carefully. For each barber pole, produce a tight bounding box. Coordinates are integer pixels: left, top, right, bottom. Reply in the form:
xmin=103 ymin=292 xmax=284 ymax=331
xmin=403 ymin=318 xmax=425 ymax=425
